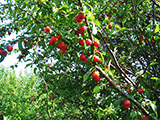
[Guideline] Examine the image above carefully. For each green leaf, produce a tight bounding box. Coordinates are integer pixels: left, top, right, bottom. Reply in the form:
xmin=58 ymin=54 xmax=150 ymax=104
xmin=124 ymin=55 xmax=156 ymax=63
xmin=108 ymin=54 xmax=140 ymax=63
xmin=41 ymin=40 xmax=46 ymax=49
xmin=113 ymin=99 xmax=121 ymax=107
xmin=118 ymin=56 xmax=127 ymax=62
xmin=0 ymin=52 xmax=5 ymax=62
xmin=26 ymin=59 xmax=32 ymax=62
xmin=145 ymin=89 xmax=150 ymax=99
xmin=135 ymin=70 xmax=144 ymax=76
xmin=140 ymin=10 xmax=143 ymax=14
xmin=32 ymin=25 xmax=37 ymax=32
xmin=93 ymin=86 xmax=100 ymax=93
xmin=34 ymin=68 xmax=37 ymax=74
xmin=150 ymin=77 xmax=159 ymax=80
xmin=86 ymin=10 xmax=95 ymax=20
xmin=83 ymin=72 xmax=90 ymax=81
xmin=100 ymin=52 xmax=104 ymax=64
xmin=115 ymin=25 xmax=121 ymax=30
xmin=54 ymin=0 xmax=61 ymax=7
xmin=150 ymin=62 xmax=158 ymax=66
xmin=18 ymin=40 xmax=23 ymax=50
xmin=25 ymin=63 xmax=32 ymax=68
xmin=128 ymin=95 xmax=135 ymax=100
xmin=95 ymin=20 xmax=101 ymax=28
xmin=122 ymin=27 xmax=127 ymax=31
xmin=140 ymin=80 xmax=146 ymax=87
xmin=83 ymin=67 xmax=94 ymax=81
xmin=60 ymin=4 xmax=69 ymax=9
xmin=130 ymin=110 xmax=137 ymax=117
xmin=150 ymin=102 xmax=157 ymax=113
xmin=155 ymin=24 xmax=159 ymax=33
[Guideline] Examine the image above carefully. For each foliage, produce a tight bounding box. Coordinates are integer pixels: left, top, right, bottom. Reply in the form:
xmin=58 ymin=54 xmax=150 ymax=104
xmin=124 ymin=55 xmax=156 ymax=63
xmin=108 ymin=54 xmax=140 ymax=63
xmin=0 ymin=0 xmax=160 ymax=119
xmin=0 ymin=66 xmax=41 ymax=119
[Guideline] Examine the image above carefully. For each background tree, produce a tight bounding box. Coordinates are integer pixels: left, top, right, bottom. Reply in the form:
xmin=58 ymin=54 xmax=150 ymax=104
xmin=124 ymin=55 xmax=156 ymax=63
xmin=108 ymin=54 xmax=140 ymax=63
xmin=0 ymin=0 xmax=160 ymax=119
xmin=0 ymin=66 xmax=40 ymax=119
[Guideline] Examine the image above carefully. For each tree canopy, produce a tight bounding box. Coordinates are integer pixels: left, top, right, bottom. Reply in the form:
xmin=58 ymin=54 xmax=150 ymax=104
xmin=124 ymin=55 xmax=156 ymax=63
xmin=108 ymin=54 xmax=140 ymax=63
xmin=0 ymin=0 xmax=160 ymax=119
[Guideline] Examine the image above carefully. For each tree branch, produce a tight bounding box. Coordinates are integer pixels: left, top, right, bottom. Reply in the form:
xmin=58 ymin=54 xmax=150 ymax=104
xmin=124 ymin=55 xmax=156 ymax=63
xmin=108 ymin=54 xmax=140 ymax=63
xmin=78 ymin=0 xmax=95 ymax=55
xmin=98 ymin=31 xmax=137 ymax=87
xmin=95 ymin=65 xmax=156 ymax=120
xmin=18 ymin=7 xmax=43 ymax=24
xmin=33 ymin=49 xmax=51 ymax=119
xmin=151 ymin=0 xmax=160 ymax=7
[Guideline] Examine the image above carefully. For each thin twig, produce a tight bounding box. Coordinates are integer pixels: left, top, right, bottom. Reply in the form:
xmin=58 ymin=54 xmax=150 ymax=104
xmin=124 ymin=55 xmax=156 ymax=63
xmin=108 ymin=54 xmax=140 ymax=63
xmin=39 ymin=73 xmax=51 ymax=119
xmin=18 ymin=7 xmax=42 ymax=24
xmin=36 ymin=1 xmax=53 ymax=11
xmin=34 ymin=49 xmax=51 ymax=119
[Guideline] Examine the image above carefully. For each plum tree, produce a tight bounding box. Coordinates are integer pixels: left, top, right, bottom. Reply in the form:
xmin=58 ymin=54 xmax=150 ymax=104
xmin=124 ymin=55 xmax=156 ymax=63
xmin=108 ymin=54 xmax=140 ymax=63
xmin=0 ymin=0 xmax=159 ymax=119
